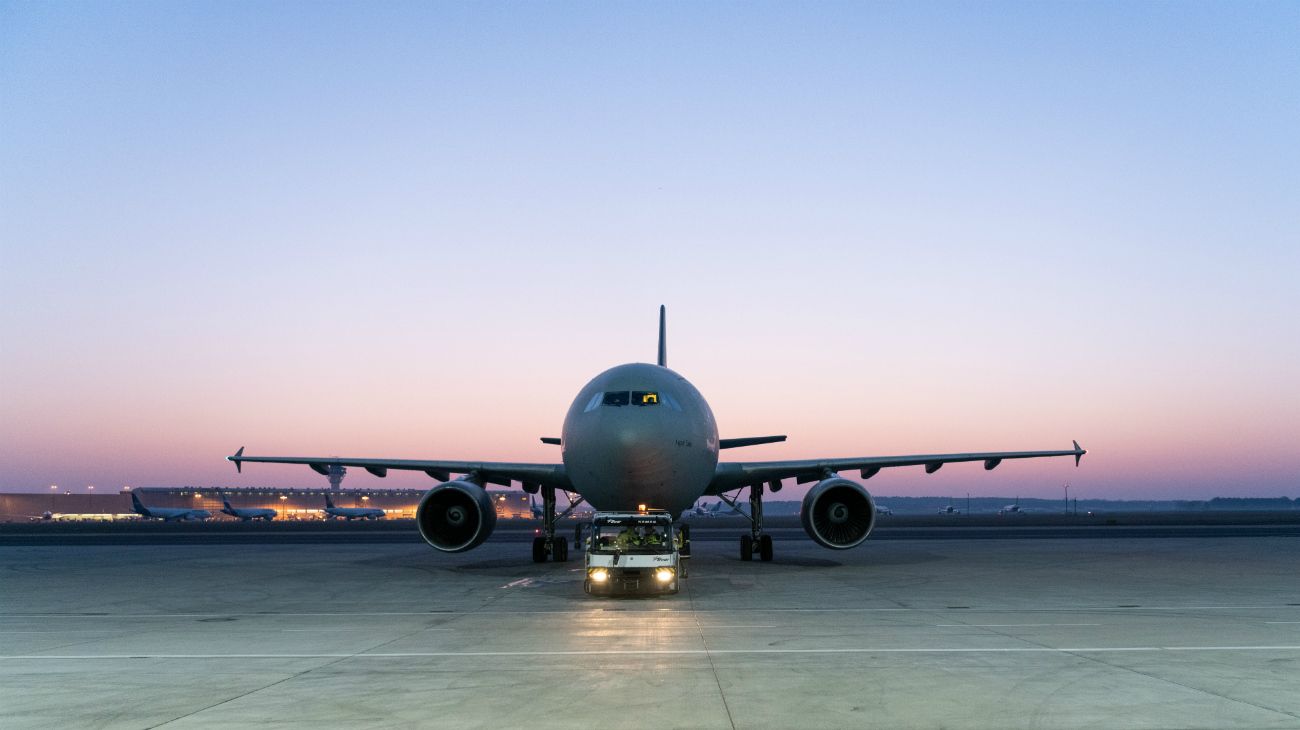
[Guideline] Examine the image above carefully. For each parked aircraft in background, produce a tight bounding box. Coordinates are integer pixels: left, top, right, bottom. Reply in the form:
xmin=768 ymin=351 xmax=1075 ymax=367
xmin=999 ymin=498 xmax=1028 ymax=515
xmin=683 ymin=501 xmax=728 ymax=518
xmin=876 ymin=505 xmax=894 ymax=516
xmin=221 ymin=497 xmax=276 ymax=522
xmin=131 ymin=492 xmax=211 ymax=521
xmin=231 ymin=307 xmax=1084 ymax=563
xmin=938 ymin=503 xmax=962 ymax=515
xmin=323 ymin=494 xmax=384 ymax=521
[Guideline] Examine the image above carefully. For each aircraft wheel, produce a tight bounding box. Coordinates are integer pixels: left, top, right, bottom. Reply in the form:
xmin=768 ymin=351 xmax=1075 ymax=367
xmin=740 ymin=534 xmax=753 ymax=561
xmin=554 ymin=537 xmax=569 ymax=562
xmin=759 ymin=534 xmax=774 ymax=562
xmin=531 ymin=536 xmax=547 ymax=563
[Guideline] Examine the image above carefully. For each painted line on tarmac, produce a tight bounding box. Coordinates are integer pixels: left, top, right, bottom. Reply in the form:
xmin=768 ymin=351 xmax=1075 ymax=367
xmin=4 ymin=605 xmax=1299 ymax=619
xmin=935 ymin=623 xmax=1101 ymax=627
xmin=279 ymin=628 xmax=456 ymax=632
xmin=5 ymin=646 xmax=1300 ymax=660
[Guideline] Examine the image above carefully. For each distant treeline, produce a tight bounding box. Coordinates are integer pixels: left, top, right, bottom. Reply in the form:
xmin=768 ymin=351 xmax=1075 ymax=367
xmin=754 ymin=496 xmax=1299 ymax=516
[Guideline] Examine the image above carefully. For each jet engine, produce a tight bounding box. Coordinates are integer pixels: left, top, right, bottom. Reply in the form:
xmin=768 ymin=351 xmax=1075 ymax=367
xmin=800 ymin=477 xmax=876 ymax=549
xmin=416 ymin=481 xmax=497 ymax=552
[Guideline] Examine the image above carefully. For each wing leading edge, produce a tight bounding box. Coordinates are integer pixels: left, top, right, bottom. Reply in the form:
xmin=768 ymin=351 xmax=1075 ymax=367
xmin=707 ymin=441 xmax=1085 ymax=494
xmin=228 ymin=448 xmax=571 ymax=491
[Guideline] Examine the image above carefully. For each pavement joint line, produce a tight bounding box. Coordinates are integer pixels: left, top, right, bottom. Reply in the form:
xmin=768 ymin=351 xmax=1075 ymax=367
xmin=7 ymin=646 xmax=1300 ymax=659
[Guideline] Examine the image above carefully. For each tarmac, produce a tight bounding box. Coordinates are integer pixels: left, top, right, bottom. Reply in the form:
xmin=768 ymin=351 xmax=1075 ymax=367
xmin=2 ymin=527 xmax=1299 ymax=729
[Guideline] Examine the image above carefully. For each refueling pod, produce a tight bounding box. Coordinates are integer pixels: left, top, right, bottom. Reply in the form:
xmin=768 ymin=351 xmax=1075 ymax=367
xmin=800 ymin=476 xmax=877 ymax=549
xmin=416 ymin=481 xmax=497 ymax=552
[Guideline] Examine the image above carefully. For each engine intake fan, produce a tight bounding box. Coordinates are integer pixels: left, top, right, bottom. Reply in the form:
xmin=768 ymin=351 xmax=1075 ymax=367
xmin=416 ymin=481 xmax=497 ymax=552
xmin=800 ymin=477 xmax=876 ymax=549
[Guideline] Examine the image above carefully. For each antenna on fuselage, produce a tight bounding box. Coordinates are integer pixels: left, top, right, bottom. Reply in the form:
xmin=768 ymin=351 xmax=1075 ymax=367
xmin=657 ymin=305 xmax=667 ymax=367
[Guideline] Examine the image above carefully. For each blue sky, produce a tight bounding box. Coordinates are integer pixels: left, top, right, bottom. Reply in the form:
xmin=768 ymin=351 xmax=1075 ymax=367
xmin=1 ymin=1 xmax=1297 ymax=498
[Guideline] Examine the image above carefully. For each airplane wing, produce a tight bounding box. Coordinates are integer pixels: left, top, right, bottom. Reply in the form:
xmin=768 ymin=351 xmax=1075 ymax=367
xmin=707 ymin=441 xmax=1085 ymax=494
xmin=228 ymin=447 xmax=571 ymax=491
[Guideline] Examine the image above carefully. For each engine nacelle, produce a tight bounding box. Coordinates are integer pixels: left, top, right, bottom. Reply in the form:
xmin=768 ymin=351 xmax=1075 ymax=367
xmin=800 ymin=477 xmax=876 ymax=549
xmin=416 ymin=481 xmax=497 ymax=552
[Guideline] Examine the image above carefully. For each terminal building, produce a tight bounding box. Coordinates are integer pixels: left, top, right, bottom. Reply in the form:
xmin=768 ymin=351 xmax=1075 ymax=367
xmin=0 ymin=487 xmax=540 ymax=522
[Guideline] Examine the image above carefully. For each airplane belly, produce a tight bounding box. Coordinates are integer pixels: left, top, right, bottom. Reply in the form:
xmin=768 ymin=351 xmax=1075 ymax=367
xmin=565 ymin=429 xmax=716 ymax=515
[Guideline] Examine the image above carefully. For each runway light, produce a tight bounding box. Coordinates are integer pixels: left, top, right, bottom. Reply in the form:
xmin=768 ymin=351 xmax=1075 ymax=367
xmin=589 ymin=569 xmax=608 ymax=583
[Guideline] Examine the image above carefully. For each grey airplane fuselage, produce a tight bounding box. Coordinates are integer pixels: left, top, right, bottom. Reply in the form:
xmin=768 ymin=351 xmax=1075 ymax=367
xmin=560 ymin=363 xmax=718 ymax=515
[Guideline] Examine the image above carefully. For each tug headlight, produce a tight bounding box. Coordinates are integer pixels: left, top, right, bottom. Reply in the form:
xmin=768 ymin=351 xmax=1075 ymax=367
xmin=589 ymin=569 xmax=609 ymax=583
xmin=655 ymin=567 xmax=675 ymax=583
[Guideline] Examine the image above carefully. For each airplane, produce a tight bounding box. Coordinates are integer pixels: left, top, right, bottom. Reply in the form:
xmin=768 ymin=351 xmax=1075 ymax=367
xmin=130 ymin=491 xmax=211 ymax=521
xmin=999 ymin=498 xmax=1028 ymax=515
xmin=220 ymin=497 xmax=276 ymax=521
xmin=683 ymin=501 xmax=731 ymax=518
xmin=323 ymin=494 xmax=385 ymax=521
xmin=876 ymin=505 xmax=894 ymax=516
xmin=937 ymin=503 xmax=961 ymax=515
xmin=229 ymin=306 xmax=1084 ymax=563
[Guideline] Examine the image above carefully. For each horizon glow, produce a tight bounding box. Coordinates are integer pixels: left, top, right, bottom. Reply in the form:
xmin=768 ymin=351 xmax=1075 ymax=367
xmin=1 ymin=2 xmax=1297 ymax=501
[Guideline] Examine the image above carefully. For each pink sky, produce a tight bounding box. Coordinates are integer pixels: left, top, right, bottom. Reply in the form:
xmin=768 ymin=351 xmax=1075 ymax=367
xmin=2 ymin=4 xmax=1297 ymax=500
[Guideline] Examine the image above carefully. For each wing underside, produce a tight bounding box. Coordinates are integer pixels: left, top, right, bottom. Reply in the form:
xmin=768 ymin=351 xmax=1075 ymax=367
xmin=707 ymin=441 xmax=1085 ymax=494
xmin=228 ymin=449 xmax=571 ymax=491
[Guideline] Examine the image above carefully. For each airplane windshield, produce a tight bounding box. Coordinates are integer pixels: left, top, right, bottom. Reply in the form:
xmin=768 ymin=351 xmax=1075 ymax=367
xmin=590 ymin=390 xmax=673 ymax=410
xmin=598 ymin=389 xmax=660 ymax=405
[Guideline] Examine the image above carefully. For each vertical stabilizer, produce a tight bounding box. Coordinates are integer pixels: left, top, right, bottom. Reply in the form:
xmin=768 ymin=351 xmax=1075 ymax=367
xmin=325 ymin=494 xmax=335 ymax=509
xmin=657 ymin=305 xmax=667 ymax=367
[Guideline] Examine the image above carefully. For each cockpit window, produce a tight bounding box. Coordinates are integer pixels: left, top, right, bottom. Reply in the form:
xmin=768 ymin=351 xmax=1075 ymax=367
xmin=602 ymin=391 xmax=631 ymax=407
xmin=590 ymin=390 xmax=675 ymax=410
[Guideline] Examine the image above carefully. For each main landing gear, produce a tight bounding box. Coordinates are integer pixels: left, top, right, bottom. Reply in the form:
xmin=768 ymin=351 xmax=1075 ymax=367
xmin=722 ymin=482 xmax=775 ymax=562
xmin=529 ymin=485 xmax=584 ymax=563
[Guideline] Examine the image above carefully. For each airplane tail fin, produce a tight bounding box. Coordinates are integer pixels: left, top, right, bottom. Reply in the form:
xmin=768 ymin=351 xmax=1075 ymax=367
xmin=325 ymin=494 xmax=335 ymax=509
xmin=657 ymin=305 xmax=667 ymax=367
xmin=130 ymin=491 xmax=145 ymax=513
xmin=223 ymin=498 xmax=233 ymax=511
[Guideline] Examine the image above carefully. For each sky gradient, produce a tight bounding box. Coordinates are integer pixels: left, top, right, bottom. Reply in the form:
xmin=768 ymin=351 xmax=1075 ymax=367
xmin=2 ymin=2 xmax=1297 ymax=500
